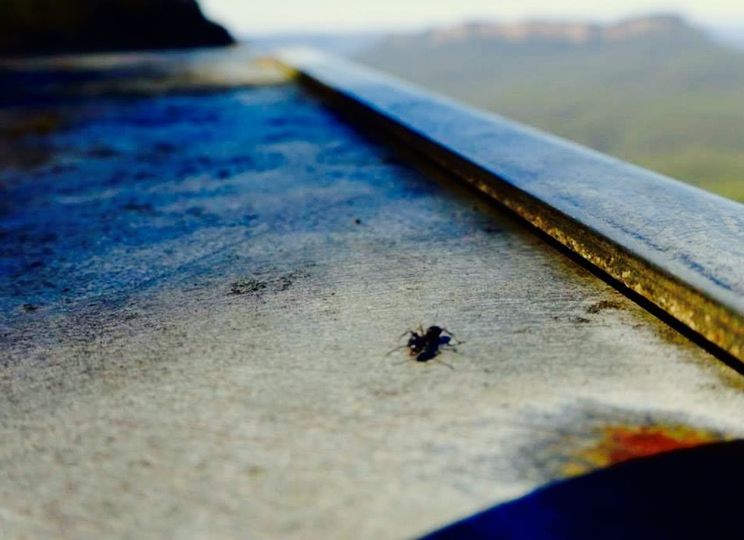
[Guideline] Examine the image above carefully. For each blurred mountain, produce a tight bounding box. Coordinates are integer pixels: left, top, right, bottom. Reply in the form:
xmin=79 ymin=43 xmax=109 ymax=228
xmin=711 ymin=26 xmax=744 ymax=51
xmin=0 ymin=0 xmax=234 ymax=56
xmin=359 ymin=14 xmax=744 ymax=201
xmin=412 ymin=14 xmax=696 ymax=46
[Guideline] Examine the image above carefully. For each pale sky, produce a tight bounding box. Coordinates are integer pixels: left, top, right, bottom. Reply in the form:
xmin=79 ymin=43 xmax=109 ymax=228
xmin=200 ymin=0 xmax=744 ymax=35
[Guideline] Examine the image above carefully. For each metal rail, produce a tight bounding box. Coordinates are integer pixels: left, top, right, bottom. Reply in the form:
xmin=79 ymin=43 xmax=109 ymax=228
xmin=277 ymin=49 xmax=744 ymax=362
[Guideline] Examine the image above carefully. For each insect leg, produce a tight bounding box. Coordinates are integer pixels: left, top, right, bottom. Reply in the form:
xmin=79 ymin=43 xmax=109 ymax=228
xmin=398 ymin=329 xmax=414 ymax=340
xmin=432 ymin=357 xmax=455 ymax=370
xmin=385 ymin=344 xmax=409 ymax=356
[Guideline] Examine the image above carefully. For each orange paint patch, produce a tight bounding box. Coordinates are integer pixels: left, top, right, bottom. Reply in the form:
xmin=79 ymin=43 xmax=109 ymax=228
xmin=562 ymin=424 xmax=723 ymax=477
xmin=601 ymin=425 xmax=719 ymax=463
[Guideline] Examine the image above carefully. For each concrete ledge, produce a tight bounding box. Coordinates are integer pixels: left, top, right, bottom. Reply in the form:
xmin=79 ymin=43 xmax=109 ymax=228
xmin=277 ymin=49 xmax=744 ymax=362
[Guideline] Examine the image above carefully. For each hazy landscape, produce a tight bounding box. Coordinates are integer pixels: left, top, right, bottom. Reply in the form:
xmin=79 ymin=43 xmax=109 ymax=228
xmin=345 ymin=14 xmax=744 ymax=202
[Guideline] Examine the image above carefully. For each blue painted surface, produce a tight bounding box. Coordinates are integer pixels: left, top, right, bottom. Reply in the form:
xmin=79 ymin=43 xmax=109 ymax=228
xmin=422 ymin=441 xmax=744 ymax=540
xmin=0 ymin=83 xmax=436 ymax=331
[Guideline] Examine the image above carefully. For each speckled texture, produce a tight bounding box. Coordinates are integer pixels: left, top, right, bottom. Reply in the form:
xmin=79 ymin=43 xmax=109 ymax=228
xmin=1 ymin=73 xmax=743 ymax=539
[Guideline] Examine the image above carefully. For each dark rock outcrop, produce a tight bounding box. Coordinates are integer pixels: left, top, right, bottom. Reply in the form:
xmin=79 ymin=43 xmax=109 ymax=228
xmin=0 ymin=0 xmax=234 ymax=56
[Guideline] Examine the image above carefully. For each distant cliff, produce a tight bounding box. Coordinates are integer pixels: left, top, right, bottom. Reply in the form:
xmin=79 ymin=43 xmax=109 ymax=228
xmin=381 ymin=14 xmax=701 ymax=48
xmin=359 ymin=14 xmax=744 ymax=202
xmin=0 ymin=0 xmax=234 ymax=56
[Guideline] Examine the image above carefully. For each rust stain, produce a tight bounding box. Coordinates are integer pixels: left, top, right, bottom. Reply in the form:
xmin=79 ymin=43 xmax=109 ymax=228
xmin=563 ymin=424 xmax=722 ymax=477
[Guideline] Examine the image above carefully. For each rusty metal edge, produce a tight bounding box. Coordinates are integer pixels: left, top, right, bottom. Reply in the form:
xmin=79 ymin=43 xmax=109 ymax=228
xmin=274 ymin=50 xmax=744 ymax=363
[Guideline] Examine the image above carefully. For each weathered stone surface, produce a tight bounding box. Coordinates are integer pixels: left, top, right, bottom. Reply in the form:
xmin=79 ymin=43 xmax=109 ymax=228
xmin=0 ymin=0 xmax=234 ymax=56
xmin=1 ymin=53 xmax=743 ymax=539
xmin=282 ymin=49 xmax=744 ymax=360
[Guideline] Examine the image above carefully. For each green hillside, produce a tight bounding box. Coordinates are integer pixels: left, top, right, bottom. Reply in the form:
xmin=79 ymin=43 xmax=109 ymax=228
xmin=360 ymin=15 xmax=744 ymax=202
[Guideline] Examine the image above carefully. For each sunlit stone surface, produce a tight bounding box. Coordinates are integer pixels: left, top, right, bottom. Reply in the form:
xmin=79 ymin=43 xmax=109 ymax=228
xmin=1 ymin=52 xmax=742 ymax=539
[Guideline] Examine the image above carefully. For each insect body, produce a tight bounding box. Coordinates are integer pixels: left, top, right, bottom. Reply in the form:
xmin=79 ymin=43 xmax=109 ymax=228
xmin=404 ymin=325 xmax=456 ymax=362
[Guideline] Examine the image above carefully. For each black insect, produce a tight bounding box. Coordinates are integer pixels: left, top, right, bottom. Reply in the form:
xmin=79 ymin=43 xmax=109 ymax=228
xmin=389 ymin=325 xmax=459 ymax=365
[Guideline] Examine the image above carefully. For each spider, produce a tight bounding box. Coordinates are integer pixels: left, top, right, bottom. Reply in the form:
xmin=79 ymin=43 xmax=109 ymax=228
xmin=388 ymin=325 xmax=460 ymax=367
